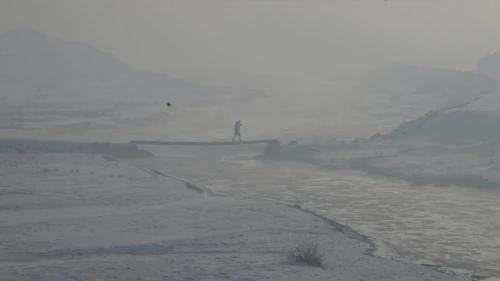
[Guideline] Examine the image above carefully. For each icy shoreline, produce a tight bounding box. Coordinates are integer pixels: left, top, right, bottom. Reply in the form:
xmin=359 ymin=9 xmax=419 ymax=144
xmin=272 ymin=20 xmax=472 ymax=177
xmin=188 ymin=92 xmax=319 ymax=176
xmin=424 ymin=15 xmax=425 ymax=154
xmin=0 ymin=152 xmax=473 ymax=280
xmin=139 ymin=162 xmax=485 ymax=280
xmin=144 ymin=167 xmax=378 ymax=254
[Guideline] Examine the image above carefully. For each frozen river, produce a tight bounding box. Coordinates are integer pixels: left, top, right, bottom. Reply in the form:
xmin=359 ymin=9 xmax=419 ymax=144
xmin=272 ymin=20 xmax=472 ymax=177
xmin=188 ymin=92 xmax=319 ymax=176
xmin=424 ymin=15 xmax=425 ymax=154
xmin=135 ymin=144 xmax=500 ymax=279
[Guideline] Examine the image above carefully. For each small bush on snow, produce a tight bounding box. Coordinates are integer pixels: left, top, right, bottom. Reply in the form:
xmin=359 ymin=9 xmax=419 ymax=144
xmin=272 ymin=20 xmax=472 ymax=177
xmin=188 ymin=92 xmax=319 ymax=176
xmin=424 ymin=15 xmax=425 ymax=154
xmin=288 ymin=238 xmax=325 ymax=268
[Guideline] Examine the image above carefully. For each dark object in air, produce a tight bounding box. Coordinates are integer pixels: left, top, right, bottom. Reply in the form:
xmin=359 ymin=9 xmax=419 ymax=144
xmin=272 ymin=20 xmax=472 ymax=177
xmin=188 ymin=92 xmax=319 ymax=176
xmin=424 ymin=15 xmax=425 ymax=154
xmin=166 ymin=102 xmax=171 ymax=107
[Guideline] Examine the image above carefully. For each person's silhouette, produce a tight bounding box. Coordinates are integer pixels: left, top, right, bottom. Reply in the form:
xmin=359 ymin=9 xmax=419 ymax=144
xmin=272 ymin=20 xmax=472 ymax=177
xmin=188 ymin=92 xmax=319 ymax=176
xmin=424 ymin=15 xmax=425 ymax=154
xmin=232 ymin=120 xmax=242 ymax=142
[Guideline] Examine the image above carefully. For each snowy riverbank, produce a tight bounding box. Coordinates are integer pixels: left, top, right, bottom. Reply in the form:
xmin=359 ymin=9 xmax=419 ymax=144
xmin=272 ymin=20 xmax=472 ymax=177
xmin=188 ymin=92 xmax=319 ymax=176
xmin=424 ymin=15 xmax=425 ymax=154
xmin=279 ymin=140 xmax=500 ymax=189
xmin=0 ymin=153 xmax=470 ymax=281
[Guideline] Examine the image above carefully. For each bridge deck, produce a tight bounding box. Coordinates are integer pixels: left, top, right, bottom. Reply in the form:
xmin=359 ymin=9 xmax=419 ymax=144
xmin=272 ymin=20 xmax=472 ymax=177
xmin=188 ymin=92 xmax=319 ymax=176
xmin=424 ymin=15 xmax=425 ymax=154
xmin=130 ymin=139 xmax=277 ymax=146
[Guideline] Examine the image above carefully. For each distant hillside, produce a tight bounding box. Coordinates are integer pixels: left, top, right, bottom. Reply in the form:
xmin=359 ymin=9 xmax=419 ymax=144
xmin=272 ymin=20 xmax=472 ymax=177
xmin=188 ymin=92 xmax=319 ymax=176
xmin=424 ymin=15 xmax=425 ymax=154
xmin=364 ymin=62 xmax=497 ymax=111
xmin=0 ymin=29 xmax=260 ymax=106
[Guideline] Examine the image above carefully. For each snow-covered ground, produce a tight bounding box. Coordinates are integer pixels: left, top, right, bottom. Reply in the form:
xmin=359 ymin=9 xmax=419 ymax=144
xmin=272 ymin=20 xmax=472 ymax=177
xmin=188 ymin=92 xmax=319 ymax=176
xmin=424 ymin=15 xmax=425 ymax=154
xmin=0 ymin=153 xmax=469 ymax=281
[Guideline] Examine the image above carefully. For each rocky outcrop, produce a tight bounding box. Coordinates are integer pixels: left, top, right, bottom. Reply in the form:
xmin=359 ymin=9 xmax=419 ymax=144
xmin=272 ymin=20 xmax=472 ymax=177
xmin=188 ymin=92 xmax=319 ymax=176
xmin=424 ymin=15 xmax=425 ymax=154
xmin=263 ymin=140 xmax=281 ymax=159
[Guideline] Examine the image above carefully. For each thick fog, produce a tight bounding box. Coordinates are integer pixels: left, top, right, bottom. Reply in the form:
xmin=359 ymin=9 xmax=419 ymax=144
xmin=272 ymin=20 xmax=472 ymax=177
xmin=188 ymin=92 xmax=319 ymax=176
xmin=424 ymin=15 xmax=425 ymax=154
xmin=1 ymin=0 xmax=499 ymax=78
xmin=2 ymin=0 xmax=500 ymax=140
xmin=3 ymin=1 xmax=500 ymax=279
xmin=1 ymin=0 xmax=500 ymax=140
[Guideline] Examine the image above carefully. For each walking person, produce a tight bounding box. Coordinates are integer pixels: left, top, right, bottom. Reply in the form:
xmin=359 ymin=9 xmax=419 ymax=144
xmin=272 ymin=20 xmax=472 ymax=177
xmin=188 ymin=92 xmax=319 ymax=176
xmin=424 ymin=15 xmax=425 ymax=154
xmin=232 ymin=120 xmax=242 ymax=142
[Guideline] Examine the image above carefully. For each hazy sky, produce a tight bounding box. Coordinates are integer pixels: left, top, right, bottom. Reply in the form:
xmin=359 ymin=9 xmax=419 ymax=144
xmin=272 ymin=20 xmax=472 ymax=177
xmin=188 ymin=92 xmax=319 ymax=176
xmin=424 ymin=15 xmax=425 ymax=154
xmin=1 ymin=0 xmax=499 ymax=77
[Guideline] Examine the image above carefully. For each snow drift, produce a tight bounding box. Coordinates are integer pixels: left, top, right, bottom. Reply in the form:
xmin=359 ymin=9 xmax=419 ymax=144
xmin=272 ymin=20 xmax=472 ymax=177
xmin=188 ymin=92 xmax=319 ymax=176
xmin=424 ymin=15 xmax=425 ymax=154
xmin=279 ymin=107 xmax=500 ymax=189
xmin=0 ymin=138 xmax=152 ymax=159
